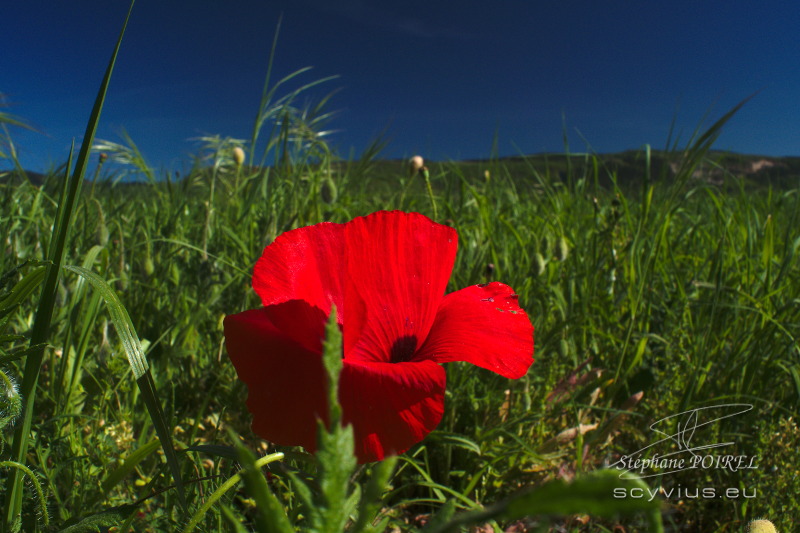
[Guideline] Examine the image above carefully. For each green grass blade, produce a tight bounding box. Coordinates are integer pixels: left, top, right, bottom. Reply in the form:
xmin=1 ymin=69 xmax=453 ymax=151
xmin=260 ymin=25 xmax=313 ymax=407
xmin=98 ymin=439 xmax=161 ymax=502
xmin=2 ymin=3 xmax=135 ymax=528
xmin=60 ymin=265 xmax=188 ymax=510
xmin=425 ymin=470 xmax=663 ymax=533
xmin=233 ymin=436 xmax=294 ymax=533
xmin=0 ymin=264 xmax=47 ymax=319
xmin=181 ymin=453 xmax=285 ymax=533
xmin=351 ymin=457 xmax=398 ymax=533
xmin=62 ymin=266 xmax=147 ymax=377
xmin=249 ymin=15 xmax=283 ymax=164
xmin=2 ymin=145 xmax=74 ymax=530
xmin=56 ymin=504 xmax=138 ymax=533
xmin=219 ymin=506 xmax=250 ymax=533
xmin=136 ymin=370 xmax=187 ymax=510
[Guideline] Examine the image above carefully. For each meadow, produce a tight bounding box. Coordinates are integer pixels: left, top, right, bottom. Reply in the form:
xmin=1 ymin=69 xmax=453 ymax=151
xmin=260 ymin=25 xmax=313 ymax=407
xmin=1 ymin=8 xmax=799 ymax=533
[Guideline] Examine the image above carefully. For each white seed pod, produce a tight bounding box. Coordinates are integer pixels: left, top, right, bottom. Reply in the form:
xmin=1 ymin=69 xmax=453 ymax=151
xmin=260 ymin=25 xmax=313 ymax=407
xmin=534 ymin=253 xmax=546 ymax=276
xmin=232 ymin=146 xmax=245 ymax=166
xmin=746 ymin=520 xmax=776 ymax=533
xmin=409 ymin=155 xmax=424 ymax=176
xmin=556 ymin=235 xmax=570 ymax=261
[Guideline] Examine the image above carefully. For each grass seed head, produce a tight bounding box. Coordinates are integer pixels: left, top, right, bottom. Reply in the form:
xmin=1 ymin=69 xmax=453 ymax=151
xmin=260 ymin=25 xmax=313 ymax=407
xmin=94 ymin=200 xmax=109 ymax=247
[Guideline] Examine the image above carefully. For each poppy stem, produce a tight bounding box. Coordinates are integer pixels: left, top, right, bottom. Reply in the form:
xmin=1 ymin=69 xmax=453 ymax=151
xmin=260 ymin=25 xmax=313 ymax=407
xmin=422 ymin=167 xmax=438 ymax=219
xmin=321 ymin=305 xmax=344 ymax=428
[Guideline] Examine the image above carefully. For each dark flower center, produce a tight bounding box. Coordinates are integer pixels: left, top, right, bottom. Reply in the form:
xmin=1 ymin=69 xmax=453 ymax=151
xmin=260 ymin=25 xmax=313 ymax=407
xmin=390 ymin=335 xmax=418 ymax=363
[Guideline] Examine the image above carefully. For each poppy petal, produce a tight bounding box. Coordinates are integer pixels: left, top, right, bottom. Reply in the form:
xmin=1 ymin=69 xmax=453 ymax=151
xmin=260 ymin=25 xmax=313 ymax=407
xmin=340 ymin=359 xmax=446 ymax=462
xmin=223 ymin=303 xmax=328 ymax=452
xmin=343 ymin=211 xmax=458 ymax=363
xmin=252 ymin=222 xmax=346 ymax=323
xmin=417 ymin=282 xmax=534 ymax=378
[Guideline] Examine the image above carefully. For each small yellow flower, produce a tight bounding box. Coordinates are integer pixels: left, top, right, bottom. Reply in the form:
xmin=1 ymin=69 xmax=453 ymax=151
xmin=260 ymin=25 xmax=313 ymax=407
xmin=135 ymin=475 xmax=152 ymax=487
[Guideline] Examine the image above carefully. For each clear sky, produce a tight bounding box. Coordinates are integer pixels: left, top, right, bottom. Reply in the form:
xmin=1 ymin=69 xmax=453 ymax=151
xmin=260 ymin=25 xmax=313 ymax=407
xmin=3 ymin=1 xmax=799 ymax=173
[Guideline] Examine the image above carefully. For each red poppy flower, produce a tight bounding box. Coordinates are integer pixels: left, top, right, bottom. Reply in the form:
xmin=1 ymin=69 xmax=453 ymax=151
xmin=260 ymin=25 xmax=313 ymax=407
xmin=224 ymin=211 xmax=534 ymax=463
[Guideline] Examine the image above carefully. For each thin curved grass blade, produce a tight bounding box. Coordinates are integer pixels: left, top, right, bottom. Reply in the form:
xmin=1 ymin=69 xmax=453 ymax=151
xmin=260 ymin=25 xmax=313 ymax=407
xmin=0 ymin=264 xmax=47 ymax=321
xmin=423 ymin=470 xmax=663 ymax=533
xmin=55 ymin=504 xmax=138 ymax=533
xmin=63 ymin=266 xmax=147 ymax=377
xmin=98 ymin=439 xmax=161 ymax=502
xmin=62 ymin=265 xmax=186 ymax=511
xmin=181 ymin=452 xmax=285 ymax=533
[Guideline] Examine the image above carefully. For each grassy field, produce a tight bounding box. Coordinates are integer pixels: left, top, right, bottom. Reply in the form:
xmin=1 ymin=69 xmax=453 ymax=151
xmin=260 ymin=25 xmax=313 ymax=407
xmin=2 ymin=12 xmax=799 ymax=533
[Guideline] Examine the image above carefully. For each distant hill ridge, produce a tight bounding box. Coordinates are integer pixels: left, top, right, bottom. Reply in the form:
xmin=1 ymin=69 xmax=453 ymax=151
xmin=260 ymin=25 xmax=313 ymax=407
xmin=3 ymin=151 xmax=799 ymax=188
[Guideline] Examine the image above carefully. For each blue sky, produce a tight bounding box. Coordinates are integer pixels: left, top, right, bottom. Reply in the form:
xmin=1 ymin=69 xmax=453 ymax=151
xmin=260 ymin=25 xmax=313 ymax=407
xmin=3 ymin=1 xmax=799 ymax=173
